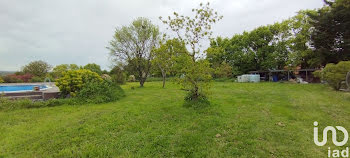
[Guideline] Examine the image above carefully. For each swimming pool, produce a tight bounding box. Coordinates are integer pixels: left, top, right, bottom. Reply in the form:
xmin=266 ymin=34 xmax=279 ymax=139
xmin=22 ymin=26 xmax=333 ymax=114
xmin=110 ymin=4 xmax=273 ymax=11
xmin=0 ymin=85 xmax=48 ymax=92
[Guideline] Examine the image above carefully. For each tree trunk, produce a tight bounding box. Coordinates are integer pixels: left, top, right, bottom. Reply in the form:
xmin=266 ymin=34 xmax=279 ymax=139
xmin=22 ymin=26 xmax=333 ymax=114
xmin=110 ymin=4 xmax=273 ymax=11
xmin=162 ymin=73 xmax=166 ymax=88
xmin=140 ymin=78 xmax=145 ymax=87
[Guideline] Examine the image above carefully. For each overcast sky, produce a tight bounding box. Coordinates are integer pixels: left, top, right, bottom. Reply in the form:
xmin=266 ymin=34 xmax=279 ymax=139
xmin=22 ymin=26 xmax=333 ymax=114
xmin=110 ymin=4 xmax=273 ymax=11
xmin=0 ymin=0 xmax=324 ymax=71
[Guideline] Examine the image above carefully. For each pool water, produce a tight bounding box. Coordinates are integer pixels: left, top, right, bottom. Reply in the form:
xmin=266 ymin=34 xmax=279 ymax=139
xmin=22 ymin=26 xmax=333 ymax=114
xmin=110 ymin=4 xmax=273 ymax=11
xmin=0 ymin=85 xmax=48 ymax=92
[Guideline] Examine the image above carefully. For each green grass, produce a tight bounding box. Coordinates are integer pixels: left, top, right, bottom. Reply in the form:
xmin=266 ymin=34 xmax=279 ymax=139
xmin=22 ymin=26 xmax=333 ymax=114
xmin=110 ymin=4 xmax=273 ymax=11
xmin=0 ymin=82 xmax=350 ymax=157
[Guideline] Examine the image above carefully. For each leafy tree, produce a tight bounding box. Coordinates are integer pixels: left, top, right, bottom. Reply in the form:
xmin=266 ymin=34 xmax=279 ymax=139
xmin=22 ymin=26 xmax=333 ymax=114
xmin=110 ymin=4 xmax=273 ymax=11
xmin=160 ymin=2 xmax=222 ymax=102
xmin=287 ymin=10 xmax=316 ymax=68
xmin=214 ymin=61 xmax=233 ymax=78
xmin=22 ymin=60 xmax=52 ymax=78
xmin=52 ymin=64 xmax=79 ymax=78
xmin=83 ymin=63 xmax=102 ymax=75
xmin=152 ymin=39 xmax=187 ymax=88
xmin=108 ymin=17 xmax=160 ymax=87
xmin=0 ymin=77 xmax=3 ymax=83
xmin=309 ymin=0 xmax=350 ymax=66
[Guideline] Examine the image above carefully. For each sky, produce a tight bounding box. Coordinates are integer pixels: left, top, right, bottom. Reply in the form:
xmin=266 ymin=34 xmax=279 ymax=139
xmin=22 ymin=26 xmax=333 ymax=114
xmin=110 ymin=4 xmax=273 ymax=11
xmin=0 ymin=0 xmax=325 ymax=71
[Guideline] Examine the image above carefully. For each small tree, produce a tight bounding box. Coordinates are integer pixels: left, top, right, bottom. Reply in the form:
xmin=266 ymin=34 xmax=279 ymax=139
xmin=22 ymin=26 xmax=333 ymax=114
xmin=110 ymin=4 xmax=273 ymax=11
xmin=108 ymin=17 xmax=160 ymax=87
xmin=152 ymin=39 xmax=187 ymax=88
xmin=160 ymin=2 xmax=222 ymax=103
xmin=83 ymin=63 xmax=102 ymax=75
xmin=22 ymin=60 xmax=52 ymax=78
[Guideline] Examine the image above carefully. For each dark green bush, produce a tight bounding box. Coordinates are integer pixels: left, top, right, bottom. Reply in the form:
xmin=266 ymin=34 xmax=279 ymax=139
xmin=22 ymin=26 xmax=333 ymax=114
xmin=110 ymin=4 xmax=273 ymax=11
xmin=76 ymin=80 xmax=125 ymax=104
xmin=315 ymin=61 xmax=350 ymax=90
xmin=111 ymin=74 xmax=126 ymax=85
xmin=183 ymin=91 xmax=210 ymax=109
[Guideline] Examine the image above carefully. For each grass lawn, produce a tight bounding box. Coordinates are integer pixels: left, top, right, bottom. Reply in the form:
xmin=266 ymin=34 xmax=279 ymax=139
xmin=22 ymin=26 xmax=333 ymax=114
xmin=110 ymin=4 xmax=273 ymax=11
xmin=0 ymin=82 xmax=350 ymax=157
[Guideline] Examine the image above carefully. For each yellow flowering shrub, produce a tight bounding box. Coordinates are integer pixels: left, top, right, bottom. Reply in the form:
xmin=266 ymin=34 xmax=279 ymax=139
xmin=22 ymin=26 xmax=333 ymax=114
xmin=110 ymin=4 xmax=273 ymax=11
xmin=56 ymin=69 xmax=103 ymax=97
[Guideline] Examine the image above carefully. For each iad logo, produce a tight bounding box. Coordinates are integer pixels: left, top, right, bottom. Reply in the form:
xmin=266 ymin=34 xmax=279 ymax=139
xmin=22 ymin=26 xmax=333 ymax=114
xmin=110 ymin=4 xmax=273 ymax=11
xmin=314 ymin=121 xmax=349 ymax=146
xmin=314 ymin=121 xmax=349 ymax=158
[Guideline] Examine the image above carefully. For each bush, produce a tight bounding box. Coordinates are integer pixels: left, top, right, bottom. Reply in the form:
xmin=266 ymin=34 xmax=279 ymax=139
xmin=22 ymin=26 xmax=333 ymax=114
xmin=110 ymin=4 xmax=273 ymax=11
xmin=110 ymin=66 xmax=126 ymax=84
xmin=76 ymin=80 xmax=125 ymax=104
xmin=315 ymin=61 xmax=350 ymax=90
xmin=30 ymin=76 xmax=43 ymax=82
xmin=0 ymin=77 xmax=4 ymax=83
xmin=183 ymin=91 xmax=210 ymax=109
xmin=2 ymin=75 xmax=23 ymax=83
xmin=56 ymin=69 xmax=103 ymax=97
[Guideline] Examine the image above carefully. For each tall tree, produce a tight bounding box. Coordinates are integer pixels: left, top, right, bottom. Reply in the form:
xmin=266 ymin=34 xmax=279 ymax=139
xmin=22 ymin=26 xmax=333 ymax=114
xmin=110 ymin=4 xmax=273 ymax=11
xmin=108 ymin=18 xmax=160 ymax=87
xmin=160 ymin=2 xmax=222 ymax=102
xmin=309 ymin=0 xmax=350 ymax=66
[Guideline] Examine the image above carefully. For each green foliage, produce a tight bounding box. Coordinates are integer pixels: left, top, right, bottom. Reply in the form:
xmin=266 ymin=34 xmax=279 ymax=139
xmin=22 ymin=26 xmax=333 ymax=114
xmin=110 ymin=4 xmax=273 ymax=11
xmin=183 ymin=91 xmax=210 ymax=109
xmin=83 ymin=63 xmax=102 ymax=75
xmin=213 ymin=61 xmax=233 ymax=78
xmin=309 ymin=0 xmax=350 ymax=66
xmin=76 ymin=80 xmax=125 ymax=104
xmin=30 ymin=76 xmax=43 ymax=83
xmin=110 ymin=66 xmax=126 ymax=84
xmin=52 ymin=64 xmax=79 ymax=78
xmin=56 ymin=69 xmax=103 ymax=97
xmin=152 ymin=39 xmax=188 ymax=88
xmin=2 ymin=75 xmax=23 ymax=83
xmin=316 ymin=61 xmax=350 ymax=90
xmin=22 ymin=60 xmax=52 ymax=78
xmin=160 ymin=2 xmax=222 ymax=104
xmin=0 ymin=77 xmax=4 ymax=83
xmin=176 ymin=59 xmax=213 ymax=105
xmin=108 ymin=17 xmax=160 ymax=87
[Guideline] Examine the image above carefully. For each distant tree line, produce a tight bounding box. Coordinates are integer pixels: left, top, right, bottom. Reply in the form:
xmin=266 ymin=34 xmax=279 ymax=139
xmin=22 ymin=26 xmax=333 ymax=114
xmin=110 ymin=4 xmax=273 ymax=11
xmin=207 ymin=0 xmax=350 ymax=77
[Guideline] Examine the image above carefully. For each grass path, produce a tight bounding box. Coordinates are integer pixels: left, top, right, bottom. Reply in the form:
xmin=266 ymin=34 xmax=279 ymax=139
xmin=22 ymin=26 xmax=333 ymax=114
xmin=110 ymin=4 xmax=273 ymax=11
xmin=0 ymin=82 xmax=350 ymax=157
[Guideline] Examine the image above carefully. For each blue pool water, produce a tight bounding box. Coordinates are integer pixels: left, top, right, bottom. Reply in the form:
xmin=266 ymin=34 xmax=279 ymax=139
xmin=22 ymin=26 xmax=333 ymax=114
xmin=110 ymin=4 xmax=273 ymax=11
xmin=0 ymin=85 xmax=48 ymax=92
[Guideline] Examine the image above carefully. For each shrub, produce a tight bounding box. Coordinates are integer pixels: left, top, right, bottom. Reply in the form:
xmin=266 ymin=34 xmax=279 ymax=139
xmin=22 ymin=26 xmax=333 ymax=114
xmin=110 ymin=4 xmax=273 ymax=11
xmin=76 ymin=80 xmax=125 ymax=104
xmin=110 ymin=66 xmax=126 ymax=84
xmin=56 ymin=69 xmax=103 ymax=97
xmin=183 ymin=91 xmax=210 ymax=109
xmin=2 ymin=75 xmax=23 ymax=83
xmin=30 ymin=76 xmax=43 ymax=82
xmin=0 ymin=77 xmax=4 ymax=83
xmin=315 ymin=61 xmax=350 ymax=90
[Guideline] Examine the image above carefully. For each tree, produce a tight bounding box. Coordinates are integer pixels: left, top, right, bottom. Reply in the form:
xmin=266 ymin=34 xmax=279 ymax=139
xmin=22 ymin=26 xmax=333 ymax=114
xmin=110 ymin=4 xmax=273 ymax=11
xmin=52 ymin=64 xmax=79 ymax=78
xmin=83 ymin=63 xmax=102 ymax=75
xmin=152 ymin=39 xmax=187 ymax=88
xmin=309 ymin=0 xmax=350 ymax=66
xmin=160 ymin=2 xmax=222 ymax=103
xmin=108 ymin=17 xmax=160 ymax=87
xmin=22 ymin=60 xmax=51 ymax=78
